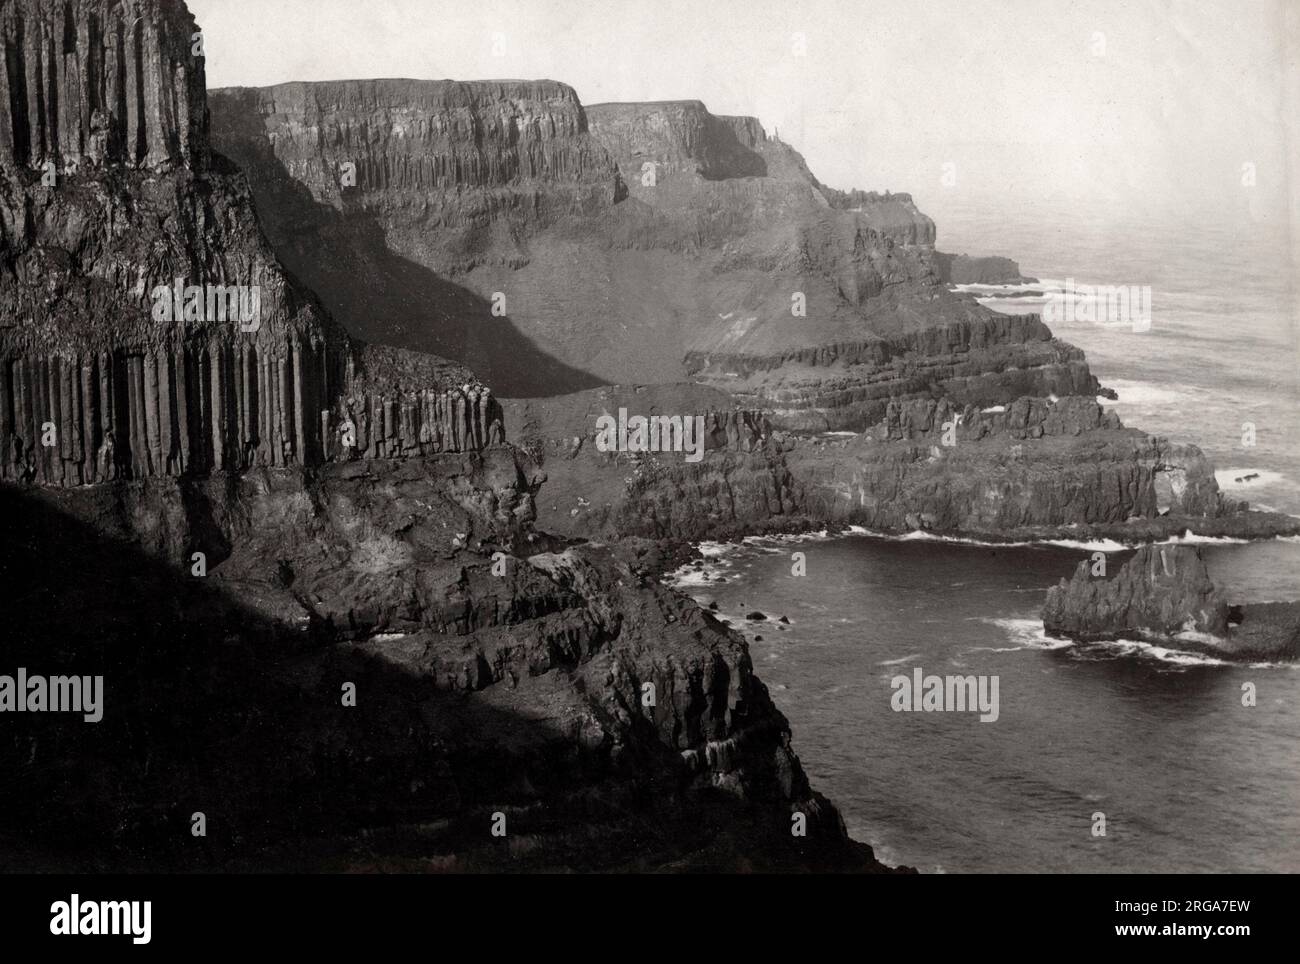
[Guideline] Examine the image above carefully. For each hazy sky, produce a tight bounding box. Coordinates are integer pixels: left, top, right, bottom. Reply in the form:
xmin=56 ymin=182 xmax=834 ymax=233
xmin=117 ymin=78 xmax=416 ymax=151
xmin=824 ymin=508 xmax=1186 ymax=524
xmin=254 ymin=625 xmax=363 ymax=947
xmin=190 ymin=0 xmax=1295 ymax=231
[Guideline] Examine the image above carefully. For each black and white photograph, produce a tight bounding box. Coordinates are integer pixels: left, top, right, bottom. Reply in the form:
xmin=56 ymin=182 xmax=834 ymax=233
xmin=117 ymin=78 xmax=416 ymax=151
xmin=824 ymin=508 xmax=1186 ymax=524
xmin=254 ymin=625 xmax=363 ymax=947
xmin=0 ymin=0 xmax=1295 ymax=943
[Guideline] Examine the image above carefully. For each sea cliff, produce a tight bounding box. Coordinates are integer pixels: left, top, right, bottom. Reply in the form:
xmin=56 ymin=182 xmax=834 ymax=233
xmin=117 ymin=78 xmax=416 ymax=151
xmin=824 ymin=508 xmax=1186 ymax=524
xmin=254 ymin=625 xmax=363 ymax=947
xmin=0 ymin=0 xmax=891 ymax=872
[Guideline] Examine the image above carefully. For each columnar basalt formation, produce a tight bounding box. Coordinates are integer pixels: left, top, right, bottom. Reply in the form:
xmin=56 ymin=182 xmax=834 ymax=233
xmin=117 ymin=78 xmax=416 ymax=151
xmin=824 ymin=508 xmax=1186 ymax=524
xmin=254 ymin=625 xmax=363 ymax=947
xmin=0 ymin=0 xmax=206 ymax=172
xmin=212 ymin=79 xmax=619 ymax=208
xmin=0 ymin=2 xmax=507 ymax=489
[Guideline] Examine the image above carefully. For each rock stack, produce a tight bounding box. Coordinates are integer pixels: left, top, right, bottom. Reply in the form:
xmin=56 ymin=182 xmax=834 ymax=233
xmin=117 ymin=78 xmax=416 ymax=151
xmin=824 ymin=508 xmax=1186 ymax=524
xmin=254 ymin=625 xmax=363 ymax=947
xmin=1042 ymin=545 xmax=1300 ymax=661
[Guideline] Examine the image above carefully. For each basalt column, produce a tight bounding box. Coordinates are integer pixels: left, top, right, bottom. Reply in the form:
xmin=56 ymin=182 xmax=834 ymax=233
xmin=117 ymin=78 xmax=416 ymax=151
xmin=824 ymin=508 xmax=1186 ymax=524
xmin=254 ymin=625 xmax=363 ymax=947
xmin=0 ymin=0 xmax=207 ymax=172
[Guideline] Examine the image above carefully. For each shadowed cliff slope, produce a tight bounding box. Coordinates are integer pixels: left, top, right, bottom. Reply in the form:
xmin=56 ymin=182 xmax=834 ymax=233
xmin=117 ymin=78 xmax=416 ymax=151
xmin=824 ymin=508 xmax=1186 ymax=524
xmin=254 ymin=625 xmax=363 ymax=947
xmin=0 ymin=477 xmax=898 ymax=872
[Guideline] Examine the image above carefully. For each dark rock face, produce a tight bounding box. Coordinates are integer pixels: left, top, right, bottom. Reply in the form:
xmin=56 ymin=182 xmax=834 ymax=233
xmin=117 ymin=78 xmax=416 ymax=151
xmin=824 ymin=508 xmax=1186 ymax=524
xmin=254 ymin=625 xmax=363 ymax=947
xmin=511 ymin=386 xmax=1263 ymax=543
xmin=0 ymin=3 xmax=505 ymax=487
xmin=0 ymin=0 xmax=207 ymax=172
xmin=1044 ymin=545 xmax=1230 ymax=639
xmin=1043 ymin=545 xmax=1300 ymax=661
xmin=933 ymin=252 xmax=1031 ymax=285
xmin=1 ymin=463 xmax=895 ymax=872
xmin=0 ymin=0 xmax=889 ymax=873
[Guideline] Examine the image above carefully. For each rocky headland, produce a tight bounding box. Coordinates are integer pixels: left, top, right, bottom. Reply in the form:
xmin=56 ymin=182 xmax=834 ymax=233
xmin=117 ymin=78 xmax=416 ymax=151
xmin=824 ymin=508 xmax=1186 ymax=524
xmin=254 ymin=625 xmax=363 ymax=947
xmin=208 ymin=77 xmax=1298 ymax=552
xmin=933 ymin=252 xmax=1035 ymax=285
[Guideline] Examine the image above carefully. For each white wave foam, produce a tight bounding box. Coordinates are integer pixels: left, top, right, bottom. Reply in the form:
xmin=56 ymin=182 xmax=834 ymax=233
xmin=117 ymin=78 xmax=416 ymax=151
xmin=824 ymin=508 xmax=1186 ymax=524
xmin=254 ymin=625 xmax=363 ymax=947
xmin=1045 ymin=538 xmax=1129 ymax=552
xmin=985 ymin=617 xmax=1073 ymax=651
xmin=1216 ymin=468 xmax=1291 ymax=490
xmin=1074 ymin=638 xmax=1230 ymax=667
xmin=878 ymin=653 xmax=922 ymax=666
xmin=876 ymin=528 xmax=1132 ymax=552
xmin=668 ymin=569 xmax=717 ymax=589
xmin=697 ymin=541 xmax=735 ymax=558
xmin=1159 ymin=530 xmax=1249 ymax=546
xmin=951 ymin=281 xmax=1047 ymax=295
xmin=1101 ymin=379 xmax=1188 ymax=409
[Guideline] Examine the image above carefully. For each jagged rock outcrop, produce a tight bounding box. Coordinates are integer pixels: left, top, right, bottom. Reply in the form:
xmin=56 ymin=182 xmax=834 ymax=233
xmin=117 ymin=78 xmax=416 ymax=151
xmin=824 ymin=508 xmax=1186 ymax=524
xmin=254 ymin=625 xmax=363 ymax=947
xmin=1044 ymin=545 xmax=1229 ymax=639
xmin=510 ymin=387 xmax=1282 ymax=543
xmin=1043 ymin=545 xmax=1300 ymax=661
xmin=812 ymin=187 xmax=937 ymax=246
xmin=586 ymin=100 xmax=773 ymax=182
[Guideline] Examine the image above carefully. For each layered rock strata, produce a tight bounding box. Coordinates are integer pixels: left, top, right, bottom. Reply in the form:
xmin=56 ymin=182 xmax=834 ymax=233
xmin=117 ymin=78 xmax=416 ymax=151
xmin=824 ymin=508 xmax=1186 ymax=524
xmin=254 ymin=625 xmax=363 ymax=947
xmin=933 ymin=252 xmax=1032 ymax=285
xmin=210 ymin=84 xmax=1067 ymax=403
xmin=507 ymin=387 xmax=1300 ymax=545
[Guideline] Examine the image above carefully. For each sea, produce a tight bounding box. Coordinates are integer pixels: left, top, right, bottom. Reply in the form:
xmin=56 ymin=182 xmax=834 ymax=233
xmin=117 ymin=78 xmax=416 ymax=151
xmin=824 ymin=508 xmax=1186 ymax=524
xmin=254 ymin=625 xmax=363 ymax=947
xmin=670 ymin=203 xmax=1300 ymax=872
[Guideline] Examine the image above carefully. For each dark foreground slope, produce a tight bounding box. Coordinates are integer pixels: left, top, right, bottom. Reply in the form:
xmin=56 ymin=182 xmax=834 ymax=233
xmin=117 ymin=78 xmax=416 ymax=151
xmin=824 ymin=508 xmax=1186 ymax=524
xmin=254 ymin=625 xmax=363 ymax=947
xmin=0 ymin=470 xmax=893 ymax=872
xmin=0 ymin=0 xmax=888 ymax=872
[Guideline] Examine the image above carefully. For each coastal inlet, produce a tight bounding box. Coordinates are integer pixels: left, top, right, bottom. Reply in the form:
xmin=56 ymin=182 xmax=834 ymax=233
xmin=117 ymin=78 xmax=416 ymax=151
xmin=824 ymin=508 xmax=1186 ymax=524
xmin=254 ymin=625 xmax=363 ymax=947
xmin=670 ymin=530 xmax=1300 ymax=872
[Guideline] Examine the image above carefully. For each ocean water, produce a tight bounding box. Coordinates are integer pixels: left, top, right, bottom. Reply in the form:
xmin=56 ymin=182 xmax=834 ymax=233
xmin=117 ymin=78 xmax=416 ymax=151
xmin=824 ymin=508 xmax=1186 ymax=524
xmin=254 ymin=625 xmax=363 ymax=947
xmin=939 ymin=202 xmax=1300 ymax=517
xmin=671 ymin=532 xmax=1300 ymax=872
xmin=670 ymin=208 xmax=1299 ymax=871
